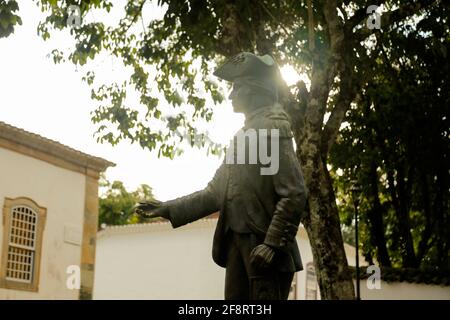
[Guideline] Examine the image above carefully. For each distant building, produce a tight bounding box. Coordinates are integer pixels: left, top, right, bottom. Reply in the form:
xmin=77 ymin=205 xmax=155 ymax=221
xmin=353 ymin=266 xmax=450 ymax=300
xmin=0 ymin=122 xmax=114 ymax=299
xmin=94 ymin=217 xmax=364 ymax=300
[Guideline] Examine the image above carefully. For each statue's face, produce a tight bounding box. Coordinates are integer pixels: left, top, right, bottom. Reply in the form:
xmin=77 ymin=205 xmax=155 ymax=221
xmin=228 ymin=80 xmax=252 ymax=113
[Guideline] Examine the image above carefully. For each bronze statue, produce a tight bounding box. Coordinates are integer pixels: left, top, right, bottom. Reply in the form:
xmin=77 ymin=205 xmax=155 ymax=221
xmin=136 ymin=52 xmax=308 ymax=300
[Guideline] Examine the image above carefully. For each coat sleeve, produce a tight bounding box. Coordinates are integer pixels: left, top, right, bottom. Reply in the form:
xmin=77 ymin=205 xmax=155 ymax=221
xmin=166 ymin=164 xmax=224 ymax=228
xmin=263 ymin=133 xmax=309 ymax=253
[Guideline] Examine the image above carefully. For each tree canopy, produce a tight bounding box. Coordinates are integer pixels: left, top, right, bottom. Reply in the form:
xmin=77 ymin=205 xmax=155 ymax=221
xmin=98 ymin=175 xmax=157 ymax=227
xmin=330 ymin=7 xmax=449 ymax=270
xmin=1 ymin=0 xmax=447 ymax=299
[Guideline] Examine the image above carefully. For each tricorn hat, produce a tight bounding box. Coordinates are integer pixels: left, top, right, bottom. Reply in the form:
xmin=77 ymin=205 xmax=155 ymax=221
xmin=214 ymin=52 xmax=279 ymax=98
xmin=213 ymin=52 xmax=277 ymax=82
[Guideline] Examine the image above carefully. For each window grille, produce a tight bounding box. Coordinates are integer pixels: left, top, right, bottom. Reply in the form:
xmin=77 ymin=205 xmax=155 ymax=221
xmin=5 ymin=205 xmax=37 ymax=283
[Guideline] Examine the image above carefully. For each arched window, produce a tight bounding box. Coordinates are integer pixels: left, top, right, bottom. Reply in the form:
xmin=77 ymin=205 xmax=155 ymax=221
xmin=1 ymin=197 xmax=46 ymax=292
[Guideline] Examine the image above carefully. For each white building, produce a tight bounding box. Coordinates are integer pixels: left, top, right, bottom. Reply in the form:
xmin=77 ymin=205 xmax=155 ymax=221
xmin=359 ymin=280 xmax=450 ymax=300
xmin=94 ymin=217 xmax=450 ymax=300
xmin=93 ymin=216 xmax=364 ymax=300
xmin=0 ymin=121 xmax=114 ymax=299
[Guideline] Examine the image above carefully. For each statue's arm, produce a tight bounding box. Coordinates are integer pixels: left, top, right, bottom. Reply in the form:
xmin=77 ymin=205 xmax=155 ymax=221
xmin=165 ymin=164 xmax=224 ymax=228
xmin=264 ymin=137 xmax=309 ymax=253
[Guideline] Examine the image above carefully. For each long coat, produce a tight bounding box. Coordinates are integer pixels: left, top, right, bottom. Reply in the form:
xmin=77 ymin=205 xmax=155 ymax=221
xmin=166 ymin=104 xmax=309 ymax=272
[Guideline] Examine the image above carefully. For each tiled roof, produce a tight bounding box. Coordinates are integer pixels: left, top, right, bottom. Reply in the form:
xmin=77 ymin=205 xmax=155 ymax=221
xmin=97 ymin=215 xmax=310 ymax=240
xmin=97 ymin=217 xmax=218 ymax=238
xmin=0 ymin=121 xmax=115 ymax=172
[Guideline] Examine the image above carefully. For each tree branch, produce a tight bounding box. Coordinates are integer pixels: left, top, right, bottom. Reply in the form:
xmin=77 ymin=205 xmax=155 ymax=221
xmin=320 ymin=34 xmax=382 ymax=157
xmin=304 ymin=0 xmax=344 ymax=134
xmin=121 ymin=0 xmax=146 ymax=35
xmin=307 ymin=0 xmax=315 ymax=52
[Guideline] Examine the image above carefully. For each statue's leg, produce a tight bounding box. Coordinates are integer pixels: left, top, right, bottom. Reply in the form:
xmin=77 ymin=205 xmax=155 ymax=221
xmin=248 ymin=269 xmax=294 ymax=300
xmin=278 ymin=272 xmax=295 ymax=299
xmin=224 ymin=231 xmax=250 ymax=300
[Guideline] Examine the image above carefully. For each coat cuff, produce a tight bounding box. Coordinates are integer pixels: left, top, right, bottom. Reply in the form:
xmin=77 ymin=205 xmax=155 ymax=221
xmin=165 ymin=198 xmax=185 ymax=228
xmin=263 ymin=215 xmax=298 ymax=253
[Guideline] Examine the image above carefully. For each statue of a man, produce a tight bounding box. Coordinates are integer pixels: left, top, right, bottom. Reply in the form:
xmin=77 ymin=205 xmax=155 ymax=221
xmin=136 ymin=52 xmax=308 ymax=300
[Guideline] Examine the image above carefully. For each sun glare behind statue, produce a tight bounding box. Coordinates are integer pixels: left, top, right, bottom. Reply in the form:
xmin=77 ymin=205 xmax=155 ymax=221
xmin=280 ymin=64 xmax=311 ymax=88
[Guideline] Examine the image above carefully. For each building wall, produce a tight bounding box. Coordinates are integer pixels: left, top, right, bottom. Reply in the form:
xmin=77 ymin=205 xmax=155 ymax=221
xmin=94 ymin=220 xmax=225 ymax=299
xmin=0 ymin=147 xmax=86 ymax=299
xmin=94 ymin=220 xmax=450 ymax=300
xmin=358 ymin=280 xmax=450 ymax=300
xmin=93 ymin=220 xmax=324 ymax=300
xmin=298 ymin=241 xmax=367 ymax=300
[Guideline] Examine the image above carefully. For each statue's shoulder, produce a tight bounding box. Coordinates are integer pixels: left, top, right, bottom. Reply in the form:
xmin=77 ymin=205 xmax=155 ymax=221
xmin=247 ymin=103 xmax=293 ymax=138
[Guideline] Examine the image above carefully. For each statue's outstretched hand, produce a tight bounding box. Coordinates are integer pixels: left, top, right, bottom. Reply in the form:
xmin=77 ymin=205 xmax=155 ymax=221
xmin=134 ymin=200 xmax=170 ymax=221
xmin=250 ymin=244 xmax=276 ymax=271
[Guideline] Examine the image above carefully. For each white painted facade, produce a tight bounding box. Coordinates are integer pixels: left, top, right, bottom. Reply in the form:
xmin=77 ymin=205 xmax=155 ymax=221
xmin=358 ymin=280 xmax=450 ymax=300
xmin=0 ymin=121 xmax=112 ymax=299
xmin=94 ymin=218 xmax=364 ymax=300
xmin=0 ymin=147 xmax=85 ymax=299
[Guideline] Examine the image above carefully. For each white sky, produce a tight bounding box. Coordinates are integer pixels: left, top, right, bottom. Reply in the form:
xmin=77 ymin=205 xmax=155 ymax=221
xmin=0 ymin=1 xmax=302 ymax=201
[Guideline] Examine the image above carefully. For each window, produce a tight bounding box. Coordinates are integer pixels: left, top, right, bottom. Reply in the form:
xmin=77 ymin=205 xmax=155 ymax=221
xmin=305 ymin=262 xmax=318 ymax=300
xmin=1 ymin=197 xmax=46 ymax=291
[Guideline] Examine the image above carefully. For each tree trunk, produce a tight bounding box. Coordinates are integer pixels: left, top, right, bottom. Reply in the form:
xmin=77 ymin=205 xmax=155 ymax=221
xmin=257 ymin=0 xmax=378 ymax=299
xmin=435 ymin=161 xmax=448 ymax=269
xmin=416 ymin=170 xmax=433 ymax=265
xmin=396 ymin=163 xmax=417 ymax=267
xmin=367 ymin=161 xmax=391 ymax=267
xmin=295 ymin=133 xmax=355 ymax=299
